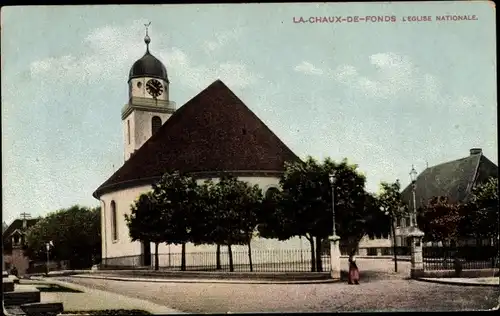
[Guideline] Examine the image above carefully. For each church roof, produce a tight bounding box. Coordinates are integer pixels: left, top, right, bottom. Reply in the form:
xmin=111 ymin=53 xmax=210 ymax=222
xmin=129 ymin=51 xmax=169 ymax=82
xmin=401 ymin=149 xmax=498 ymax=211
xmin=93 ymin=80 xmax=301 ymax=198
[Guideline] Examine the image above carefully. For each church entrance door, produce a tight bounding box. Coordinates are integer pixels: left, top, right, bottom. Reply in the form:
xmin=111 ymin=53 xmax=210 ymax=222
xmin=142 ymin=241 xmax=151 ymax=267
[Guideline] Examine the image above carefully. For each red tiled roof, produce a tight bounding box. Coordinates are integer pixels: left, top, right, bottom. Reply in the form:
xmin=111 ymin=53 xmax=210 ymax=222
xmin=93 ymin=80 xmax=300 ymax=198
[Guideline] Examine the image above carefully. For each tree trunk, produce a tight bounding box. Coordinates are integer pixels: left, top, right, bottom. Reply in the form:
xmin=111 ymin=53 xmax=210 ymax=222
xmin=248 ymin=241 xmax=253 ymax=272
xmin=391 ymin=219 xmax=398 ymax=272
xmin=216 ymin=244 xmax=221 ymax=270
xmin=181 ymin=243 xmax=186 ymax=271
xmin=306 ymin=234 xmax=316 ymax=272
xmin=154 ymin=242 xmax=159 ymax=271
xmin=315 ymin=236 xmax=323 ymax=272
xmin=228 ymin=244 xmax=234 ymax=272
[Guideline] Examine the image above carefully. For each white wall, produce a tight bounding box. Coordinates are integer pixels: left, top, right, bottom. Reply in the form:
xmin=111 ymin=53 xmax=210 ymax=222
xmin=100 ymin=176 xmax=282 ymax=261
xmin=358 ymin=235 xmax=392 ymax=248
xmin=122 ymin=110 xmax=173 ymax=161
xmin=101 ymin=184 xmax=153 ymax=259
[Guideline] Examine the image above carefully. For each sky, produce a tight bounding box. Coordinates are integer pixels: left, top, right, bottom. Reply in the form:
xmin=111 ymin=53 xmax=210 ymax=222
xmin=1 ymin=2 xmax=497 ymax=225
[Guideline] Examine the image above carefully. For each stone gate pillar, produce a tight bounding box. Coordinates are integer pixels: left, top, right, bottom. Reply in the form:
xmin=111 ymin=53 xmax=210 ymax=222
xmin=330 ymin=235 xmax=341 ymax=280
xmin=408 ymin=227 xmax=425 ymax=279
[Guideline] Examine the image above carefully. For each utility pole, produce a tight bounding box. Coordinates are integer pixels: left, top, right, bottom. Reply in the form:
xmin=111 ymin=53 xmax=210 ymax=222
xmin=20 ymin=212 xmax=31 ymax=220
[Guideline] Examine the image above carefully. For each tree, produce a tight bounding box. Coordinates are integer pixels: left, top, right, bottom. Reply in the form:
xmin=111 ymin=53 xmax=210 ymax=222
xmin=204 ymin=175 xmax=262 ymax=272
xmin=419 ymin=196 xmax=465 ymax=244
xmin=25 ymin=205 xmax=101 ymax=269
xmin=376 ymin=180 xmax=409 ymax=272
xmin=125 ymin=192 xmax=167 ymax=270
xmin=465 ymin=177 xmax=499 ymax=243
xmin=258 ymin=156 xmax=369 ymax=272
xmin=152 ymin=171 xmax=199 ymax=271
xmin=235 ymin=182 xmax=263 ymax=272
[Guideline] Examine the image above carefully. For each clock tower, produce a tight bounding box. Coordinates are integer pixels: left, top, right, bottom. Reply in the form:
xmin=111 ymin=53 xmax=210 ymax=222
xmin=122 ymin=23 xmax=176 ymax=161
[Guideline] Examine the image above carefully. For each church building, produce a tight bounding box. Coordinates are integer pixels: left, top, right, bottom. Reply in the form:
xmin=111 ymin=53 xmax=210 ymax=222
xmin=93 ymin=29 xmax=308 ymax=267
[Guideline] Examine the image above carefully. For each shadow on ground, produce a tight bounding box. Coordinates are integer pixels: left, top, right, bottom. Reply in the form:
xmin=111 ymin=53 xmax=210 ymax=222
xmin=339 ymin=270 xmax=408 ymax=282
xmin=35 ymin=284 xmax=83 ymax=293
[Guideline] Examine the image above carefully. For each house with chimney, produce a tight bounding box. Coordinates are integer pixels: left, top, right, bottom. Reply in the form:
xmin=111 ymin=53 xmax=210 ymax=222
xmin=397 ymin=148 xmax=498 ymax=247
xmin=2 ymin=216 xmax=40 ymax=276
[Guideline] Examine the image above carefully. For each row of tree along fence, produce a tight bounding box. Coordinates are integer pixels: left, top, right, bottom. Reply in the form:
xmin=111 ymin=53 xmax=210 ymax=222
xmin=423 ymin=246 xmax=499 ymax=271
xmin=101 ymin=249 xmax=332 ymax=272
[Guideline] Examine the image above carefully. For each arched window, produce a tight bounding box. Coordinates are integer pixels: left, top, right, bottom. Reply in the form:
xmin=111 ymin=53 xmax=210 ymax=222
xmin=265 ymin=187 xmax=280 ymax=200
xmin=151 ymin=116 xmax=162 ymax=135
xmin=111 ymin=201 xmax=118 ymax=241
xmin=127 ymin=120 xmax=131 ymax=144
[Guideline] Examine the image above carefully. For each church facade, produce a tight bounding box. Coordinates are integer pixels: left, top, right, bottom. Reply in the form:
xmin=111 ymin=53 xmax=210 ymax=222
xmin=93 ymin=31 xmax=310 ymax=267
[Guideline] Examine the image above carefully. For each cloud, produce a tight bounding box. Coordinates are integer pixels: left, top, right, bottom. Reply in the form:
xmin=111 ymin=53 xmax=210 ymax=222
xmin=158 ymin=50 xmax=257 ymax=90
xmin=332 ymin=64 xmax=357 ymax=83
xmin=202 ymin=28 xmax=243 ymax=53
xmin=292 ymin=52 xmax=478 ymax=105
xmin=29 ymin=20 xmax=257 ymax=90
xmin=294 ymin=61 xmax=324 ymax=75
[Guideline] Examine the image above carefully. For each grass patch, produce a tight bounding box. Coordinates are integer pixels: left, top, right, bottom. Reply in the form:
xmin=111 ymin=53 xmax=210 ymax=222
xmin=62 ymin=310 xmax=151 ymax=315
xmin=36 ymin=284 xmax=83 ymax=293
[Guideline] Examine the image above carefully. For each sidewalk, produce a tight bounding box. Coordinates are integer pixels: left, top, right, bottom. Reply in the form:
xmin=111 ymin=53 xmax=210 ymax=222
xmin=66 ymin=273 xmax=339 ymax=284
xmin=29 ymin=278 xmax=186 ymax=314
xmin=417 ymin=277 xmax=499 ymax=287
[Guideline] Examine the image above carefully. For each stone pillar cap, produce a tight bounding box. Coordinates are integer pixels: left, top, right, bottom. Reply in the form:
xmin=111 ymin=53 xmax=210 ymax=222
xmin=407 ymin=226 xmax=425 ymax=237
xmin=329 ymin=235 xmax=341 ymax=241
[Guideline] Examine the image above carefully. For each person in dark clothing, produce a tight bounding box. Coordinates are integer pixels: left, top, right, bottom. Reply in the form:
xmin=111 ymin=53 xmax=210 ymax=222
xmin=348 ymin=254 xmax=360 ymax=285
xmin=10 ymin=266 xmax=18 ymax=277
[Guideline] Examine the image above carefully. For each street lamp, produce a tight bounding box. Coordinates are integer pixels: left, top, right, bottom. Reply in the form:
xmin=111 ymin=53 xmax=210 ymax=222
xmin=329 ymin=173 xmax=337 ymax=237
xmin=380 ymin=204 xmax=398 ymax=272
xmin=409 ymin=165 xmax=418 ymax=227
xmin=45 ymin=241 xmax=53 ymax=275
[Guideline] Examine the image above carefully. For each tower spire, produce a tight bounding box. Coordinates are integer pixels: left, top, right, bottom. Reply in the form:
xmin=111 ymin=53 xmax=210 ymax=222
xmin=144 ymin=21 xmax=151 ymax=52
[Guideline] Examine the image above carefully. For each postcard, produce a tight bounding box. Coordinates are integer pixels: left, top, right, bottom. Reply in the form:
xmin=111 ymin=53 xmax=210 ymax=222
xmin=1 ymin=2 xmax=498 ymax=314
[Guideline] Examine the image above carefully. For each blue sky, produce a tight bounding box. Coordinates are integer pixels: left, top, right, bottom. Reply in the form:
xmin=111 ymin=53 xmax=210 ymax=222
xmin=1 ymin=3 xmax=497 ymax=224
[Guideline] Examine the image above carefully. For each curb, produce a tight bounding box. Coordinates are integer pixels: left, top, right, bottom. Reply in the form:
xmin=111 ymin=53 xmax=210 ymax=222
xmin=415 ymin=277 xmax=500 ymax=288
xmin=62 ymin=274 xmax=341 ymax=285
xmin=32 ymin=278 xmax=187 ymax=314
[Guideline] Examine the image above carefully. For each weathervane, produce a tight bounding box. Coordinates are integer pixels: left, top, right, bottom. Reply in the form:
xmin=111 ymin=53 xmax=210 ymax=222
xmin=144 ymin=21 xmax=151 ymax=51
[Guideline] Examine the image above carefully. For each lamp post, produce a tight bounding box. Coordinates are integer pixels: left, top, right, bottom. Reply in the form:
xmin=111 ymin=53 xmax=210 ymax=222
xmin=381 ymin=205 xmax=399 ymax=272
xmin=329 ymin=173 xmax=337 ymax=238
xmin=409 ymin=165 xmax=418 ymax=227
xmin=408 ymin=165 xmax=425 ymax=278
xmin=45 ymin=241 xmax=53 ymax=276
xmin=328 ymin=172 xmax=341 ymax=280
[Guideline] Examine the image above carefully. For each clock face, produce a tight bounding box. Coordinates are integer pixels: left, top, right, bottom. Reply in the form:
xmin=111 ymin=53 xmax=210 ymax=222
xmin=146 ymin=79 xmax=164 ymax=98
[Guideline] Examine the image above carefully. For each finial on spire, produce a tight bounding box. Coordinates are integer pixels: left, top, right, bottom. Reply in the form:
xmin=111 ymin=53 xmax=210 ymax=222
xmin=144 ymin=22 xmax=152 ymax=52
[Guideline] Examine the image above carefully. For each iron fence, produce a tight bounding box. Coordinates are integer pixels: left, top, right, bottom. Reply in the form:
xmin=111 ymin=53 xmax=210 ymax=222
xmin=26 ymin=260 xmax=70 ymax=275
xmin=102 ymin=249 xmax=331 ymax=272
xmin=423 ymin=246 xmax=499 ymax=271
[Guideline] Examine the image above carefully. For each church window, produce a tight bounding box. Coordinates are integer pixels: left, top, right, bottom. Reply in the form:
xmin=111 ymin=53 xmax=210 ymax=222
xmin=111 ymin=201 xmax=118 ymax=241
xmin=127 ymin=120 xmax=131 ymax=144
xmin=265 ymin=187 xmax=279 ymax=199
xmin=137 ymin=81 xmax=142 ymax=88
xmin=152 ymin=116 xmax=162 ymax=135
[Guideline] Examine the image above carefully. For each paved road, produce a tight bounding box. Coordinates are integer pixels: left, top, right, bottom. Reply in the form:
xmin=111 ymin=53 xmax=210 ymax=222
xmin=55 ymin=259 xmax=499 ymax=313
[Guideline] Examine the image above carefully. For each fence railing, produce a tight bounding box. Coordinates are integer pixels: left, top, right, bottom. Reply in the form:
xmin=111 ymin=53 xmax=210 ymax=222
xmin=423 ymin=246 xmax=499 ymax=271
xmin=26 ymin=260 xmax=71 ymax=275
xmin=102 ymin=249 xmax=331 ymax=272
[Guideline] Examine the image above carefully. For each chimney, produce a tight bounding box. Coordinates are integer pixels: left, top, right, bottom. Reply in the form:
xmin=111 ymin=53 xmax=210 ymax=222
xmin=470 ymin=148 xmax=482 ymax=156
xmin=22 ymin=219 xmax=27 ymax=229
